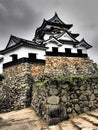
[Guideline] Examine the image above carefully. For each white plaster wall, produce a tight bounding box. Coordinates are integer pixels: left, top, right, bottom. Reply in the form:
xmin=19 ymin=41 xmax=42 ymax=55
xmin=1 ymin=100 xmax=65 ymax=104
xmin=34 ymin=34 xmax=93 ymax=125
xmin=3 ymin=46 xmax=46 ymax=64
xmin=44 ymin=34 xmax=51 ymax=40
xmin=77 ymin=46 xmax=87 ymax=54
xmin=3 ymin=42 xmax=87 ymax=64
xmin=45 ymin=42 xmax=58 ymax=51
xmin=45 ymin=42 xmax=87 ymax=54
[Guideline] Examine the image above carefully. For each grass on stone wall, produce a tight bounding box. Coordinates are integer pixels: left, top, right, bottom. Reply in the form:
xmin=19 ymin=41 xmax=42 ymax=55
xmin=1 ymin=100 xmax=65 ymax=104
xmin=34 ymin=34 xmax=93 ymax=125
xmin=93 ymin=62 xmax=98 ymax=72
xmin=33 ymin=79 xmax=50 ymax=87
xmin=33 ymin=75 xmax=98 ymax=87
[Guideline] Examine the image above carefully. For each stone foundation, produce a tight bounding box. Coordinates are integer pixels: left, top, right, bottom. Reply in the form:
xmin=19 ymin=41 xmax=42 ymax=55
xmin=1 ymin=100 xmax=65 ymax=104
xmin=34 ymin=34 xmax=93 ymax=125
xmin=0 ymin=56 xmax=98 ymax=125
xmin=3 ymin=62 xmax=45 ymax=81
xmin=30 ymin=63 xmax=45 ymax=81
xmin=3 ymin=56 xmax=98 ymax=79
xmin=44 ymin=56 xmax=97 ymax=77
xmin=0 ymin=63 xmax=33 ymax=113
xmin=31 ymin=76 xmax=98 ymax=125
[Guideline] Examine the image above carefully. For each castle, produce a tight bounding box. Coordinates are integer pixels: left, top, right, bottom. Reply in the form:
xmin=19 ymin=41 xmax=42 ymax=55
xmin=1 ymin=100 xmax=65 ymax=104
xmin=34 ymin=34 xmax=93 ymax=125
xmin=0 ymin=13 xmax=95 ymax=78
xmin=0 ymin=13 xmax=98 ymax=125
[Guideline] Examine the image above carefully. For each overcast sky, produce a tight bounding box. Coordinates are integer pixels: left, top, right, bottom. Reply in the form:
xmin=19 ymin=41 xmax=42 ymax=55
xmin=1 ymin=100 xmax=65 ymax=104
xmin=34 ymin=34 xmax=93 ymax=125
xmin=0 ymin=0 xmax=98 ymax=63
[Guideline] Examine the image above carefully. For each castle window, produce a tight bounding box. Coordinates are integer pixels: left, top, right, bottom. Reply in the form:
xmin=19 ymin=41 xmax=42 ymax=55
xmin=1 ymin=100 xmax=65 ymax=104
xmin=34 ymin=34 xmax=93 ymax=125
xmin=52 ymin=47 xmax=58 ymax=55
xmin=29 ymin=53 xmax=36 ymax=61
xmin=65 ymin=48 xmax=71 ymax=54
xmin=10 ymin=54 xmax=17 ymax=62
xmin=77 ymin=49 xmax=82 ymax=55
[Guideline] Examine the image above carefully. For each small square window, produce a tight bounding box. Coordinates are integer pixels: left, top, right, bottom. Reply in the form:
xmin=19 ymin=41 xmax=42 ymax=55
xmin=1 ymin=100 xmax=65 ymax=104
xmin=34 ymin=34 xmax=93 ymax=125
xmin=29 ymin=53 xmax=36 ymax=61
xmin=10 ymin=54 xmax=17 ymax=61
xmin=77 ymin=49 xmax=82 ymax=55
xmin=65 ymin=48 xmax=71 ymax=54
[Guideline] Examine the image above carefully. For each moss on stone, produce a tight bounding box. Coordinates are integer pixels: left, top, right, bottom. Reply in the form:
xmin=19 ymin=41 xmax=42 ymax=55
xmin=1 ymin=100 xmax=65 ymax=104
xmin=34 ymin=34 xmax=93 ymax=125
xmin=33 ymin=81 xmax=45 ymax=87
xmin=34 ymin=75 xmax=98 ymax=88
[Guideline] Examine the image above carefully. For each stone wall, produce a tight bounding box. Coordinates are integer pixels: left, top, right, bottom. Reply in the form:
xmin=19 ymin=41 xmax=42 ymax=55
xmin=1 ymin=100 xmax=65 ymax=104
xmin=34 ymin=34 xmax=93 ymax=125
xmin=0 ymin=61 xmax=45 ymax=113
xmin=3 ymin=56 xmax=98 ymax=80
xmin=31 ymin=76 xmax=98 ymax=125
xmin=0 ymin=63 xmax=33 ymax=113
xmin=3 ymin=62 xmax=45 ymax=81
xmin=30 ymin=63 xmax=45 ymax=81
xmin=3 ymin=63 xmax=30 ymax=77
xmin=44 ymin=56 xmax=98 ymax=77
xmin=0 ymin=56 xmax=98 ymax=125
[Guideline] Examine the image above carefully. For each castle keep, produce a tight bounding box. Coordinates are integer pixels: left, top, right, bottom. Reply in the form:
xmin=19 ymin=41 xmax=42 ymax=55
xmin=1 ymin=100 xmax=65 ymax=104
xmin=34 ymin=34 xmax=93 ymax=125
xmin=0 ymin=13 xmax=98 ymax=125
xmin=0 ymin=13 xmax=95 ymax=78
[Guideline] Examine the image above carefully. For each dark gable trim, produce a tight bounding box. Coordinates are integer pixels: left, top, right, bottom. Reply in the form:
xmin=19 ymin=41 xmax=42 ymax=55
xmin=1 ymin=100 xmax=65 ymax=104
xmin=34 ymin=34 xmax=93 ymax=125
xmin=71 ymin=33 xmax=79 ymax=38
xmin=0 ymin=42 xmax=46 ymax=54
xmin=77 ymin=39 xmax=93 ymax=49
xmin=3 ymin=58 xmax=45 ymax=69
xmin=45 ymin=21 xmax=72 ymax=29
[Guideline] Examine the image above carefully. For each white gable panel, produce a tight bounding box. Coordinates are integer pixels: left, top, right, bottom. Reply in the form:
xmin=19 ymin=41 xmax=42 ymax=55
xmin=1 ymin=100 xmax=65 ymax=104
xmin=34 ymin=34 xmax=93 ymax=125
xmin=7 ymin=40 xmax=17 ymax=48
xmin=58 ymin=33 xmax=76 ymax=42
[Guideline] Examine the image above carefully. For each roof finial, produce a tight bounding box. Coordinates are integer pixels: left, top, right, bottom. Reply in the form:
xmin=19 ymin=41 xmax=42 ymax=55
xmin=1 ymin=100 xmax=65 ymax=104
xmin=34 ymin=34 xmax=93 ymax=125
xmin=55 ymin=12 xmax=58 ymax=16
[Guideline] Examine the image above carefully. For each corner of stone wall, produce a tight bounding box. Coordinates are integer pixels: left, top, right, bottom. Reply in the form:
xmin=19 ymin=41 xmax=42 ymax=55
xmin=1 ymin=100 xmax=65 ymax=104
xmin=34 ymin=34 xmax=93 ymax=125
xmin=0 ymin=63 xmax=34 ymax=113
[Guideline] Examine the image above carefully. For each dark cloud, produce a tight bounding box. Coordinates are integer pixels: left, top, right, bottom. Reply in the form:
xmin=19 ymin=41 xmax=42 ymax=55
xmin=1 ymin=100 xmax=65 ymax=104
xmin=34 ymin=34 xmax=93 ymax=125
xmin=0 ymin=0 xmax=42 ymax=48
xmin=0 ymin=0 xmax=41 ymax=28
xmin=0 ymin=0 xmax=98 ymax=63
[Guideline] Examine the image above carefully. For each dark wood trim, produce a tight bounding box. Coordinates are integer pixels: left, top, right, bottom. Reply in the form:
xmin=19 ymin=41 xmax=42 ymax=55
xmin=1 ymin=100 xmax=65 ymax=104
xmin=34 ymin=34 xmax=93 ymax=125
xmin=3 ymin=58 xmax=45 ymax=69
xmin=46 ymin=51 xmax=88 ymax=58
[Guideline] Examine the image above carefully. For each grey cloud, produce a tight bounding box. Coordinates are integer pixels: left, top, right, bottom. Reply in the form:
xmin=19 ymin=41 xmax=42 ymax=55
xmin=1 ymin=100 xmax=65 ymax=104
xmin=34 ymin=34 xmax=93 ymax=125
xmin=0 ymin=0 xmax=39 ymax=26
xmin=0 ymin=0 xmax=98 ymax=63
xmin=88 ymin=39 xmax=98 ymax=63
xmin=0 ymin=3 xmax=7 ymax=15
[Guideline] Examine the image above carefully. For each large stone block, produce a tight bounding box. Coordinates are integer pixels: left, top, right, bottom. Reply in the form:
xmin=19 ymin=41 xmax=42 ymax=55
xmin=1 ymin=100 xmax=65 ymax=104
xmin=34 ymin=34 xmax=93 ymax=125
xmin=47 ymin=96 xmax=60 ymax=105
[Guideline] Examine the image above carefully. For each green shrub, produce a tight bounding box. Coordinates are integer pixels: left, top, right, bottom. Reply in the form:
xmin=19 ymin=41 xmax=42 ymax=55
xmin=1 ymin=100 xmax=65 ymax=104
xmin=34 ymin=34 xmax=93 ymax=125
xmin=34 ymin=75 xmax=98 ymax=87
xmin=93 ymin=62 xmax=98 ymax=71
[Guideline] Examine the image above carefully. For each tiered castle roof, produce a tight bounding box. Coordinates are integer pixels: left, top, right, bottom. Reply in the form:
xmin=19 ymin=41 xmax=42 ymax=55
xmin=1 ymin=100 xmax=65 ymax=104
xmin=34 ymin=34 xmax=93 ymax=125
xmin=33 ymin=13 xmax=92 ymax=49
xmin=0 ymin=13 xmax=92 ymax=55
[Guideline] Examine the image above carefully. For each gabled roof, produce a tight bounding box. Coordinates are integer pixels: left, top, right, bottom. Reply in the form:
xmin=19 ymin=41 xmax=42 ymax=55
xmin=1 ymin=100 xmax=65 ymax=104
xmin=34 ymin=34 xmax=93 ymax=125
xmin=46 ymin=12 xmax=73 ymax=29
xmin=43 ymin=35 xmax=79 ymax=47
xmin=70 ymin=33 xmax=79 ymax=38
xmin=6 ymin=35 xmax=38 ymax=49
xmin=0 ymin=35 xmax=47 ymax=54
xmin=75 ymin=39 xmax=92 ymax=49
xmin=43 ymin=36 xmax=63 ymax=46
xmin=35 ymin=13 xmax=73 ymax=37
xmin=55 ymin=31 xmax=79 ymax=42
